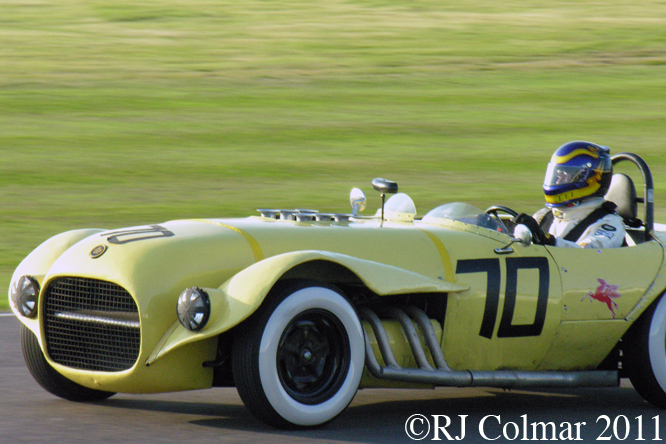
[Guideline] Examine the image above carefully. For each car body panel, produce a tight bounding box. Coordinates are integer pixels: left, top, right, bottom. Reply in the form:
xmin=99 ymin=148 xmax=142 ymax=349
xmin=11 ymin=228 xmax=107 ymax=342
xmin=443 ymin=239 xmax=562 ymax=371
xmin=50 ymin=335 xmax=217 ymax=394
xmin=625 ymin=231 xmax=666 ymax=321
xmin=10 ymin=215 xmax=478 ymax=393
xmin=147 ymin=249 xmax=469 ymax=365
xmin=8 ymin=198 xmax=666 ymax=395
xmin=538 ymin=320 xmax=632 ymax=370
xmin=536 ymin=240 xmax=664 ymax=370
xmin=37 ymin=220 xmax=256 ymax=374
xmin=546 ymin=241 xmax=663 ymax=322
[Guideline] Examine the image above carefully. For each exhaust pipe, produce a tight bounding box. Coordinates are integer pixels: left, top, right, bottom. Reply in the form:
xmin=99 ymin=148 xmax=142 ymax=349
xmin=359 ymin=306 xmax=619 ymax=389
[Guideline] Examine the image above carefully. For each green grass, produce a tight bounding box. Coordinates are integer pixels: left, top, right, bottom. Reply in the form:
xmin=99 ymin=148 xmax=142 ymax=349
xmin=3 ymin=0 xmax=666 ymax=309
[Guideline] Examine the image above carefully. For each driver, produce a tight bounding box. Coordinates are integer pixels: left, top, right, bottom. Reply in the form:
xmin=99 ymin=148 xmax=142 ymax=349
xmin=514 ymin=141 xmax=626 ymax=248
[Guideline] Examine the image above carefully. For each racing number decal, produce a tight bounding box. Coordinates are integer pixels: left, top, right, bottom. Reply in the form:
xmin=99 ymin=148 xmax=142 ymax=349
xmin=455 ymin=259 xmax=500 ymax=339
xmin=456 ymin=257 xmax=549 ymax=339
xmin=499 ymin=257 xmax=550 ymax=338
xmin=105 ymin=225 xmax=175 ymax=245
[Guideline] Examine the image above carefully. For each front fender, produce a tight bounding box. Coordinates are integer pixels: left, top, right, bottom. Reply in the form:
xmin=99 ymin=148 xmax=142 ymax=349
xmin=146 ymin=250 xmax=468 ymax=365
xmin=8 ymin=229 xmax=106 ymax=341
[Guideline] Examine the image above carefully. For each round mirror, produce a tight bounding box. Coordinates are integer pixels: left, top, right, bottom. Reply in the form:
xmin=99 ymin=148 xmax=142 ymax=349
xmin=350 ymin=188 xmax=367 ymax=215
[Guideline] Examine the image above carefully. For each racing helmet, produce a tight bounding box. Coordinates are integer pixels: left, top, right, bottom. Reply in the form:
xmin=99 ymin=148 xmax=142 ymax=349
xmin=543 ymin=141 xmax=612 ymax=208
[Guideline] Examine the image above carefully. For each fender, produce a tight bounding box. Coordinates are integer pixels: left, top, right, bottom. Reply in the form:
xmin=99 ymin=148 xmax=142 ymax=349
xmin=9 ymin=229 xmax=106 ymax=340
xmin=146 ymin=250 xmax=469 ymax=365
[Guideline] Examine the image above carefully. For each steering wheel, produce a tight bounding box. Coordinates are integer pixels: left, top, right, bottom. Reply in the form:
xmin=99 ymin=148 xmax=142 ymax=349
xmin=484 ymin=205 xmax=519 ymax=233
xmin=485 ymin=205 xmax=518 ymax=220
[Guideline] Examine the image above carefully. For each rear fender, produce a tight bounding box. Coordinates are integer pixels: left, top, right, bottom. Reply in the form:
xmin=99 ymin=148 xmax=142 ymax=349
xmin=146 ymin=250 xmax=468 ymax=365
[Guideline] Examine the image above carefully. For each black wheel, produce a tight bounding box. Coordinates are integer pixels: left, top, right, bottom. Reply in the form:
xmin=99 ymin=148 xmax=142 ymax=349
xmin=624 ymin=294 xmax=666 ymax=408
xmin=232 ymin=282 xmax=365 ymax=429
xmin=21 ymin=323 xmax=115 ymax=402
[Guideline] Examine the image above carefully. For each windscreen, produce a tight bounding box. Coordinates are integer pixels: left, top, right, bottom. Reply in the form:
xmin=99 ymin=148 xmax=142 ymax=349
xmin=423 ymin=203 xmax=506 ymax=232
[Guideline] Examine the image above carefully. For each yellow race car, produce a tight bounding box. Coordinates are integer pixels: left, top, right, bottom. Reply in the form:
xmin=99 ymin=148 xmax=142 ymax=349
xmin=8 ymin=152 xmax=666 ymax=429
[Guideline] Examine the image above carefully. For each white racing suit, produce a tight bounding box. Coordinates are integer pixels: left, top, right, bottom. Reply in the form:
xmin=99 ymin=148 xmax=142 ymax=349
xmin=537 ymin=197 xmax=626 ymax=249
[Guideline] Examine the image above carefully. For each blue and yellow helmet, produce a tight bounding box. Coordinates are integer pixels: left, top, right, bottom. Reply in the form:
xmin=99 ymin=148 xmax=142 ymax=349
xmin=543 ymin=141 xmax=612 ymax=208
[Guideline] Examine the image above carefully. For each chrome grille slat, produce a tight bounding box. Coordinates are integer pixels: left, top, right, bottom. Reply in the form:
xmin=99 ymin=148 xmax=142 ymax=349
xmin=44 ymin=277 xmax=140 ymax=372
xmin=53 ymin=311 xmax=141 ymax=329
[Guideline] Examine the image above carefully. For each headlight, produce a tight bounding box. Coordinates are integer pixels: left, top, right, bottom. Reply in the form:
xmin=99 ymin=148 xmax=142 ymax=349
xmin=177 ymin=287 xmax=210 ymax=332
xmin=10 ymin=276 xmax=40 ymax=318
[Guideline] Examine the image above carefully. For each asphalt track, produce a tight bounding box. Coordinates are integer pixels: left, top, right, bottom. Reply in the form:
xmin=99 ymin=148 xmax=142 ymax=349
xmin=1 ymin=313 xmax=664 ymax=444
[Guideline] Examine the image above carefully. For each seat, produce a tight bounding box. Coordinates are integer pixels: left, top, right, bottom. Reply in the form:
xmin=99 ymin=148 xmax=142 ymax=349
xmin=605 ymin=173 xmax=644 ymax=246
xmin=604 ymin=173 xmax=640 ymax=226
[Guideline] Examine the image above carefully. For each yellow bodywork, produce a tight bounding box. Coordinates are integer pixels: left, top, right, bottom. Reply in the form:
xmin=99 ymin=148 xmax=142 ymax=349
xmin=8 ymin=209 xmax=666 ymax=394
xmin=147 ymin=249 xmax=468 ymax=366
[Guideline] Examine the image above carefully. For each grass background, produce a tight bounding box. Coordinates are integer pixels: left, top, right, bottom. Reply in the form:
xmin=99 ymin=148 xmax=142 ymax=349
xmin=2 ymin=0 xmax=666 ymax=310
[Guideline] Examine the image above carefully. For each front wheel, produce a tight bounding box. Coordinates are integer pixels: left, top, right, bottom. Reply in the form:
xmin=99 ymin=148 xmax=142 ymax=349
xmin=21 ymin=324 xmax=115 ymax=402
xmin=232 ymin=283 xmax=365 ymax=429
xmin=624 ymin=294 xmax=666 ymax=407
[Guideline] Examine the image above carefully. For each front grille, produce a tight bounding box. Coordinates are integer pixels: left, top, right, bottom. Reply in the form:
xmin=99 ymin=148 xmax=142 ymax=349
xmin=44 ymin=277 xmax=141 ymax=372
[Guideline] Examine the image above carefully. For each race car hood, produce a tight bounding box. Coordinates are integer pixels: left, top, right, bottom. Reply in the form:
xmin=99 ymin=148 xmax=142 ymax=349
xmin=25 ymin=220 xmax=257 ymax=356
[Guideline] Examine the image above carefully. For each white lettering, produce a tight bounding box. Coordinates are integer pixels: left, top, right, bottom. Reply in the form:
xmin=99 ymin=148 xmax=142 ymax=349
xmin=503 ymin=421 xmax=520 ymax=441
xmin=431 ymin=415 xmax=467 ymax=441
xmin=432 ymin=415 xmax=452 ymax=441
xmin=405 ymin=414 xmax=430 ymax=441
xmin=531 ymin=420 xmax=558 ymax=441
xmin=479 ymin=415 xmax=501 ymax=441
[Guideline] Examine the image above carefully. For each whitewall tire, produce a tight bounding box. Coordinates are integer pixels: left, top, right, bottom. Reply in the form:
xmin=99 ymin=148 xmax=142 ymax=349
xmin=232 ymin=282 xmax=365 ymax=428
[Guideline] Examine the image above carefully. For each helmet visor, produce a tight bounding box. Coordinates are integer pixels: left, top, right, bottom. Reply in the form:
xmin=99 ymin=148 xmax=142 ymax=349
xmin=544 ymin=163 xmax=588 ymax=186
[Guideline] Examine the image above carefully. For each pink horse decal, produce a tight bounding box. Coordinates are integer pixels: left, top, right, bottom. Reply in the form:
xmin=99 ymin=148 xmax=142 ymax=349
xmin=582 ymin=278 xmax=621 ymax=318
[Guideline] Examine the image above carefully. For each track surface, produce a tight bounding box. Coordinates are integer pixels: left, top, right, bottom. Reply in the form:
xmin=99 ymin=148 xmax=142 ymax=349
xmin=1 ymin=313 xmax=663 ymax=443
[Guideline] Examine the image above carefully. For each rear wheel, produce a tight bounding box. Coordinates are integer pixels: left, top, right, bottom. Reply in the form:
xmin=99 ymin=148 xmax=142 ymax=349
xmin=232 ymin=282 xmax=365 ymax=429
xmin=21 ymin=324 xmax=115 ymax=402
xmin=624 ymin=294 xmax=666 ymax=407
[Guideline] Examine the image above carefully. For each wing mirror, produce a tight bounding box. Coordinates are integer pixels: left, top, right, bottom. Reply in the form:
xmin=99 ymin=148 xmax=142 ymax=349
xmin=372 ymin=178 xmax=398 ymax=222
xmin=494 ymin=224 xmax=533 ymax=254
xmin=350 ymin=188 xmax=367 ymax=216
xmin=371 ymin=178 xmax=398 ymax=195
